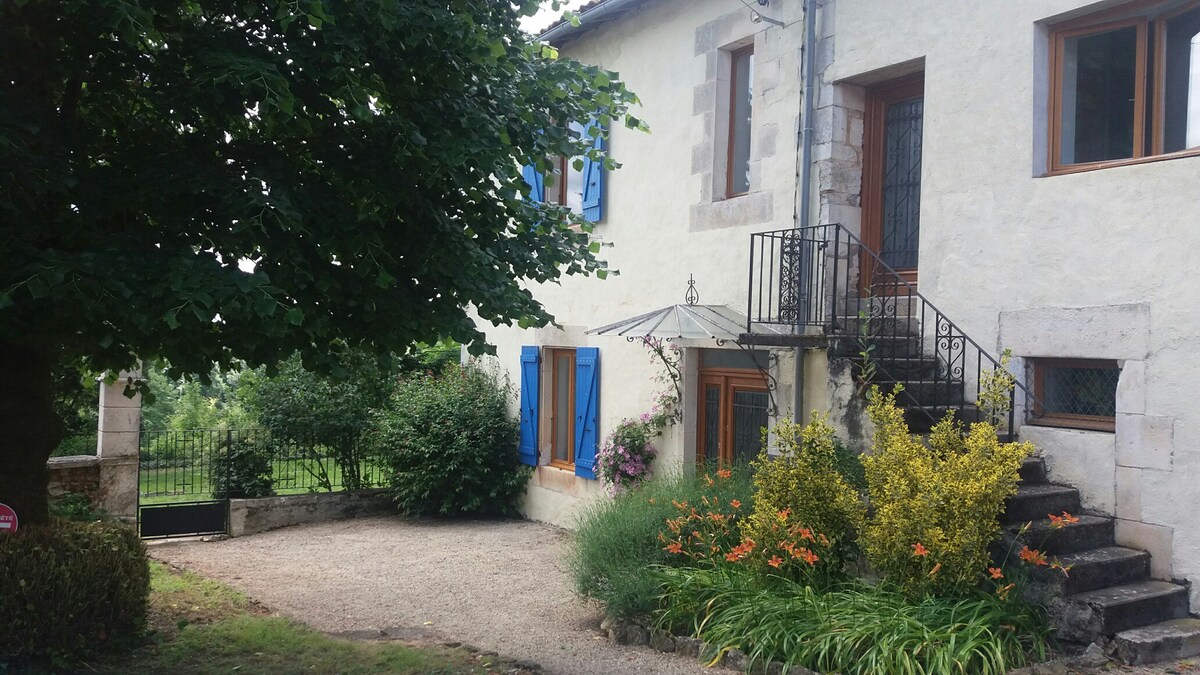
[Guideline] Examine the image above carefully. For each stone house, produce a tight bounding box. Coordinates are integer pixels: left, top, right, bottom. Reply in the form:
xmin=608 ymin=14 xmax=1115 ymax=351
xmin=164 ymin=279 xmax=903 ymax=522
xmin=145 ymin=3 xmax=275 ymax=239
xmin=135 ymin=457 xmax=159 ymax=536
xmin=481 ymin=0 xmax=1200 ymax=659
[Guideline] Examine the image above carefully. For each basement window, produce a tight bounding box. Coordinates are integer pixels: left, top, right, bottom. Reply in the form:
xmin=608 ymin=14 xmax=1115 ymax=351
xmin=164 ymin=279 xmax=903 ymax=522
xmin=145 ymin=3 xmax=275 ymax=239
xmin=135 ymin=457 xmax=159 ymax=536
xmin=1028 ymin=359 xmax=1120 ymax=432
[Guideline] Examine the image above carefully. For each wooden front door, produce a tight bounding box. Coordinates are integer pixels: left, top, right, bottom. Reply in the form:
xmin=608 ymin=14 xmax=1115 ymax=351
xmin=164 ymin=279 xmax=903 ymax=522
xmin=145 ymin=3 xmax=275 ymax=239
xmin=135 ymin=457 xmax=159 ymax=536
xmin=697 ymin=370 xmax=770 ymax=466
xmin=862 ymin=74 xmax=925 ymax=289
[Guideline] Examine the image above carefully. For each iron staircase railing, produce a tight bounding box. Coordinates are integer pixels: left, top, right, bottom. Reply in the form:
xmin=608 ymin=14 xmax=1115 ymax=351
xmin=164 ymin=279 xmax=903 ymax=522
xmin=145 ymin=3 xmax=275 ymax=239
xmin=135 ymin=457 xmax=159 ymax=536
xmin=746 ymin=223 xmax=1039 ymax=434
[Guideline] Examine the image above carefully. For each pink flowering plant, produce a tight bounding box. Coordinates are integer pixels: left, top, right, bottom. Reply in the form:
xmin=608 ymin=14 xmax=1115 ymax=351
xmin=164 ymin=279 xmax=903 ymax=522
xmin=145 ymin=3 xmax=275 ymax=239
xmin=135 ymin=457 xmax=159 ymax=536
xmin=596 ymin=337 xmax=682 ymax=495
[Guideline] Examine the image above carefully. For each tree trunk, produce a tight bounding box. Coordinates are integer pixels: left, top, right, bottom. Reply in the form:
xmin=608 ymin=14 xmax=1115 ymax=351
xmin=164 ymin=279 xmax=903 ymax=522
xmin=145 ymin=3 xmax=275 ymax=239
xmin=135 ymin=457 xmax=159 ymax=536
xmin=0 ymin=342 xmax=63 ymax=525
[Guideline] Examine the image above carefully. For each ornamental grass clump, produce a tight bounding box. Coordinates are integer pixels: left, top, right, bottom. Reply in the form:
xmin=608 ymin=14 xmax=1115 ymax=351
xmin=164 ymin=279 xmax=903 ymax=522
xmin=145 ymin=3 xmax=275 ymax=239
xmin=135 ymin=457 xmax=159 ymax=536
xmin=741 ymin=414 xmax=866 ymax=582
xmin=571 ymin=467 xmax=753 ymax=619
xmin=654 ymin=566 xmax=1051 ymax=675
xmin=861 ymin=386 xmax=1033 ymax=596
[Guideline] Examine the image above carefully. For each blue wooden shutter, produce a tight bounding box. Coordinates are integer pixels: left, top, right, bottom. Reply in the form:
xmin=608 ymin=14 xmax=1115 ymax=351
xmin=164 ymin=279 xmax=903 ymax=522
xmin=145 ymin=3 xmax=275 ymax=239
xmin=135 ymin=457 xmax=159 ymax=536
xmin=574 ymin=347 xmax=600 ymax=479
xmin=521 ymin=164 xmax=545 ymax=202
xmin=581 ymin=121 xmax=605 ymax=222
xmin=518 ymin=346 xmax=540 ymax=466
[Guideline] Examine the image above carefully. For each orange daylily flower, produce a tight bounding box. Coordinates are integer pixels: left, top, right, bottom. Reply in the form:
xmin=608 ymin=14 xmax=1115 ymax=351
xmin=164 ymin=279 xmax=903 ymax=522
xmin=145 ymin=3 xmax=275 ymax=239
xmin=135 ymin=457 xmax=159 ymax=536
xmin=725 ymin=551 xmax=741 ymax=562
xmin=717 ymin=469 xmax=732 ymax=479
xmin=664 ymin=541 xmax=684 ymax=554
xmin=798 ymin=548 xmax=820 ymax=566
xmin=672 ymin=500 xmax=688 ymax=510
xmin=777 ymin=508 xmax=792 ymax=522
xmin=729 ymin=499 xmax=742 ymax=509
xmin=768 ymin=556 xmax=784 ymax=568
xmin=988 ymin=567 xmax=1004 ymax=580
xmin=912 ymin=542 xmax=930 ymax=557
xmin=796 ymin=527 xmax=815 ymax=543
xmin=1048 ymin=511 xmax=1081 ymax=529
xmin=1019 ymin=546 xmax=1048 ymax=566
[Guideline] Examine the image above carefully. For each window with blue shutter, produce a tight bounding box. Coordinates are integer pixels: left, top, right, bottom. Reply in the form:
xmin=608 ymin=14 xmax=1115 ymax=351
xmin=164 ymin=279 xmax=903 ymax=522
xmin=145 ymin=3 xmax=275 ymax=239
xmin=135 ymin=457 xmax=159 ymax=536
xmin=518 ymin=346 xmax=540 ymax=466
xmin=573 ymin=347 xmax=600 ymax=480
xmin=581 ymin=120 xmax=605 ymax=222
xmin=521 ymin=121 xmax=605 ymax=223
xmin=521 ymin=164 xmax=545 ymax=202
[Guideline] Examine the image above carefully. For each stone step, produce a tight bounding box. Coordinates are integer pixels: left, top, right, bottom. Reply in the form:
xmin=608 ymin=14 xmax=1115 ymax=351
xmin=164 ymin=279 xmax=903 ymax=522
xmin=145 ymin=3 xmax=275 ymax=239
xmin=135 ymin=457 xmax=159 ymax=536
xmin=830 ymin=333 xmax=923 ymax=359
xmin=902 ymin=404 xmax=983 ymax=433
xmin=873 ymin=379 xmax=964 ymax=403
xmin=1051 ymin=580 xmax=1191 ymax=643
xmin=870 ymin=356 xmax=941 ymax=379
xmin=1115 ymin=618 xmax=1200 ymax=665
xmin=1037 ymin=546 xmax=1152 ymax=597
xmin=1019 ymin=456 xmax=1048 ymax=484
xmin=1002 ymin=484 xmax=1082 ymax=525
xmin=1004 ymin=514 xmax=1114 ymax=555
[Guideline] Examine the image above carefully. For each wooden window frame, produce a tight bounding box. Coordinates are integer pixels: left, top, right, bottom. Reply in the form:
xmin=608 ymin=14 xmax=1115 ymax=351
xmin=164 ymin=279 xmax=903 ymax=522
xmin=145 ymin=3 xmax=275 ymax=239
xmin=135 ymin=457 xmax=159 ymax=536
xmin=725 ymin=45 xmax=755 ymax=199
xmin=1048 ymin=0 xmax=1200 ymax=175
xmin=696 ymin=367 xmax=769 ymax=466
xmin=1027 ymin=358 xmax=1119 ymax=433
xmin=547 ymin=348 xmax=576 ymax=469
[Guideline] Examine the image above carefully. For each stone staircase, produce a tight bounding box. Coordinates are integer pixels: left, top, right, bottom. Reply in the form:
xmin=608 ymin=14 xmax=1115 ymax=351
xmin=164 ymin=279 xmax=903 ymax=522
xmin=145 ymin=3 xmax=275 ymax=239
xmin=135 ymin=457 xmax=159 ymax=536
xmin=1004 ymin=456 xmax=1200 ymax=664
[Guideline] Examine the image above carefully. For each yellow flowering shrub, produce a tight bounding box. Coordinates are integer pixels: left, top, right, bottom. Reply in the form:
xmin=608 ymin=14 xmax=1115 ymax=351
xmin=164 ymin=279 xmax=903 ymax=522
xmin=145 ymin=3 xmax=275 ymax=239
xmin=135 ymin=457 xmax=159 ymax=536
xmin=861 ymin=387 xmax=1033 ymax=596
xmin=743 ymin=414 xmax=866 ymax=578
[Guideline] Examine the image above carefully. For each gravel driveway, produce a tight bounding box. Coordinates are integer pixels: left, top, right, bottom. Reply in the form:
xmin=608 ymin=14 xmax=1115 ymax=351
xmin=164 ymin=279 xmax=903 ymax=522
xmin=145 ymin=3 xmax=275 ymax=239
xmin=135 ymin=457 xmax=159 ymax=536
xmin=151 ymin=516 xmax=1199 ymax=675
xmin=151 ymin=516 xmax=717 ymax=675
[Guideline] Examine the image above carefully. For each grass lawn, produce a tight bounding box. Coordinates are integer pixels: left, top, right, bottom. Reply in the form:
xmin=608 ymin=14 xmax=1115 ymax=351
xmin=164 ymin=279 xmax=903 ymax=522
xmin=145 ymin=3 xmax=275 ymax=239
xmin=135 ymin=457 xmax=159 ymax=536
xmin=83 ymin=562 xmax=526 ymax=675
xmin=138 ymin=458 xmax=387 ymax=505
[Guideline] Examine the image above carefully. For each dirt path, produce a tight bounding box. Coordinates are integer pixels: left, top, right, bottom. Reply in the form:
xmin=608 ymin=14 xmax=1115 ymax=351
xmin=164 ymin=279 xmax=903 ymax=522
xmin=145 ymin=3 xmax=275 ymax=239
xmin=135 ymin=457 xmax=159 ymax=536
xmin=150 ymin=516 xmax=717 ymax=675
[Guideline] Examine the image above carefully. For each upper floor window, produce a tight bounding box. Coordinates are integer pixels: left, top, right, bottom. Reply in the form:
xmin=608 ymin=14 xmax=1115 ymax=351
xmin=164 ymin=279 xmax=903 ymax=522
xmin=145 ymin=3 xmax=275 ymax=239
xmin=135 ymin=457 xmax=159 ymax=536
xmin=1050 ymin=0 xmax=1200 ymax=172
xmin=726 ymin=46 xmax=755 ymax=197
xmin=521 ymin=120 xmax=606 ymax=221
xmin=547 ymin=122 xmax=588 ymax=213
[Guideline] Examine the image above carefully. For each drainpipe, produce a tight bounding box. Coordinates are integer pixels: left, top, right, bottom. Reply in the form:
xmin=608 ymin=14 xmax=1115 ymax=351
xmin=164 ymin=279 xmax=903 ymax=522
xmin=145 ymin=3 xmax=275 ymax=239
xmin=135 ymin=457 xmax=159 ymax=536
xmin=792 ymin=0 xmax=819 ymax=424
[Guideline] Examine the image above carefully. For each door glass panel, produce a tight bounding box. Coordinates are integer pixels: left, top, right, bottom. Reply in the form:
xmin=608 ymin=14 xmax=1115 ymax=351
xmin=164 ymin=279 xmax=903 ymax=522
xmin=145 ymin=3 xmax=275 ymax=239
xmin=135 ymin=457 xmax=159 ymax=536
xmin=553 ymin=353 xmax=572 ymax=462
xmin=881 ymin=96 xmax=923 ymax=270
xmin=1163 ymin=7 xmax=1200 ymax=152
xmin=731 ymin=389 xmax=769 ymax=464
xmin=704 ymin=385 xmax=721 ymax=463
xmin=1060 ymin=26 xmax=1138 ymax=164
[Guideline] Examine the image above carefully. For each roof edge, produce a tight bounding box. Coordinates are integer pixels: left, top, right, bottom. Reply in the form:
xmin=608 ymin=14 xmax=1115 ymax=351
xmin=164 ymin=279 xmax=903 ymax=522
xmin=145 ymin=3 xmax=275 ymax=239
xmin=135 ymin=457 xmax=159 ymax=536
xmin=538 ymin=0 xmax=647 ymax=44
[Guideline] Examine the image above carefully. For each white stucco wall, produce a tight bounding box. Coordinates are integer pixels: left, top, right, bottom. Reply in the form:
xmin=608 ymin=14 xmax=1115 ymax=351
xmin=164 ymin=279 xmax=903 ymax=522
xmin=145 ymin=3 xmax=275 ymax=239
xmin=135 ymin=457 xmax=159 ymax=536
xmin=478 ymin=0 xmax=806 ymax=527
xmin=826 ymin=0 xmax=1200 ymax=601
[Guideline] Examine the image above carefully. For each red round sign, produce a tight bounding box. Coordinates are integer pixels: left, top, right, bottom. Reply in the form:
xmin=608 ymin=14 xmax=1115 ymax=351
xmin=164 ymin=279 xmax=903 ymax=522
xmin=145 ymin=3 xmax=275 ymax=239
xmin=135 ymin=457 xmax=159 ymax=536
xmin=0 ymin=503 xmax=17 ymax=534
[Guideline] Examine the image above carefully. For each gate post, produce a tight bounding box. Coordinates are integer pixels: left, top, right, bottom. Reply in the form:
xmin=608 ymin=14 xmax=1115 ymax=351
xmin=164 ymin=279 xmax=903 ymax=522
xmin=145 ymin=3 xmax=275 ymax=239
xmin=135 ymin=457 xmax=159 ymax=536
xmin=96 ymin=369 xmax=142 ymax=520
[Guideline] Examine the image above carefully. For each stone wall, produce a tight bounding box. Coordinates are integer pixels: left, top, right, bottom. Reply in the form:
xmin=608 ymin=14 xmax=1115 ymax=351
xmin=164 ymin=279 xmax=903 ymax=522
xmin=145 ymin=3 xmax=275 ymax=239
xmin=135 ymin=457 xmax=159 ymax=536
xmin=228 ymin=489 xmax=394 ymax=537
xmin=46 ymin=456 xmax=101 ymax=501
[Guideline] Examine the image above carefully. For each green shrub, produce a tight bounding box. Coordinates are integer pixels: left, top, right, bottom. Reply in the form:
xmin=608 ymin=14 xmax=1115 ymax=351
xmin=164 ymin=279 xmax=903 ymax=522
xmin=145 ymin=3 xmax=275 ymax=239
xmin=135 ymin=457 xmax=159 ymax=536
xmin=0 ymin=519 xmax=150 ymax=664
xmin=211 ymin=435 xmax=275 ymax=499
xmin=571 ymin=467 xmax=754 ymax=619
xmin=742 ymin=415 xmax=866 ymax=580
xmin=655 ymin=566 xmax=1051 ymax=675
xmin=375 ymin=365 xmax=530 ymax=517
xmin=49 ymin=491 xmax=104 ymax=522
xmin=861 ymin=387 xmax=1032 ymax=596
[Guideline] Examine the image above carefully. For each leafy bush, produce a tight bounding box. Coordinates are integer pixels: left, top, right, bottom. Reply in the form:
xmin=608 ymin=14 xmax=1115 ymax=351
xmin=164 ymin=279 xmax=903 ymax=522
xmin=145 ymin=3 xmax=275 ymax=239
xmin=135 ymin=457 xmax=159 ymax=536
xmin=211 ymin=435 xmax=275 ymax=499
xmin=49 ymin=491 xmax=104 ymax=521
xmin=861 ymin=387 xmax=1033 ymax=596
xmin=375 ymin=365 xmax=529 ymax=517
xmin=655 ymin=566 xmax=1051 ymax=675
xmin=0 ymin=519 xmax=150 ymax=664
xmin=571 ymin=467 xmax=754 ymax=619
xmin=742 ymin=415 xmax=866 ymax=580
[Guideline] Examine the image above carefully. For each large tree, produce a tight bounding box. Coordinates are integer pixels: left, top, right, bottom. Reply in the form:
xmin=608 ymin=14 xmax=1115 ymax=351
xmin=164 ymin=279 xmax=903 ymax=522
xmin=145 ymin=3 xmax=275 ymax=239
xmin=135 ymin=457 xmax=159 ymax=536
xmin=0 ymin=1 xmax=639 ymax=523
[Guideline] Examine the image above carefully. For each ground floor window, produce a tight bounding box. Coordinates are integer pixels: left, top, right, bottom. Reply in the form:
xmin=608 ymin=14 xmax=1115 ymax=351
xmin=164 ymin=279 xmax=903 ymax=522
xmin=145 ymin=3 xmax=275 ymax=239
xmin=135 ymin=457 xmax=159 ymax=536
xmin=548 ymin=348 xmax=576 ymax=467
xmin=697 ymin=349 xmax=770 ymax=465
xmin=1028 ymin=358 xmax=1120 ymax=432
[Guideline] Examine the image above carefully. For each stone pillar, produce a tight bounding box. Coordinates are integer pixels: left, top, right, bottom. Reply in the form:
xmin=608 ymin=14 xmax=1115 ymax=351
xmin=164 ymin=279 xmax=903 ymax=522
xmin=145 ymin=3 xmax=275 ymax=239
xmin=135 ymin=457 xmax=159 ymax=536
xmin=96 ymin=371 xmax=141 ymax=520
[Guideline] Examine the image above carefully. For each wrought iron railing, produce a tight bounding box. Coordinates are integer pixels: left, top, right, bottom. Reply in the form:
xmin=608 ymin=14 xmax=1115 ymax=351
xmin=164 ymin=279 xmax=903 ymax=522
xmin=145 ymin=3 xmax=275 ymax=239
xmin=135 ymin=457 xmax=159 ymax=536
xmin=747 ymin=224 xmax=1039 ymax=434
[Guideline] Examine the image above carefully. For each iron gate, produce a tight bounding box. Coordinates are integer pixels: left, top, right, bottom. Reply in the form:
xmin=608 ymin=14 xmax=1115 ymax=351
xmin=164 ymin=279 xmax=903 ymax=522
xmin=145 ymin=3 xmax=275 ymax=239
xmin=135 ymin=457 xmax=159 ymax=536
xmin=137 ymin=429 xmax=239 ymax=538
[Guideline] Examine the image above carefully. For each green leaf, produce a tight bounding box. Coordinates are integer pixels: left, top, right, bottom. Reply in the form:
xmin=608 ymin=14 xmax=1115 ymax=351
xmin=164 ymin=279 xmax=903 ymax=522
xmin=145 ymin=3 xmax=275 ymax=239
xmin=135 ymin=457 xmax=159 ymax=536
xmin=285 ymin=308 xmax=304 ymax=325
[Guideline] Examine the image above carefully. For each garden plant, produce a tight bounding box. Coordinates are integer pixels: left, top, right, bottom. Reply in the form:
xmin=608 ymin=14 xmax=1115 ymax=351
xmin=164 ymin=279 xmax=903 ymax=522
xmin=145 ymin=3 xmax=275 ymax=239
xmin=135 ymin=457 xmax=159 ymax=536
xmin=576 ymin=376 xmax=1063 ymax=674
